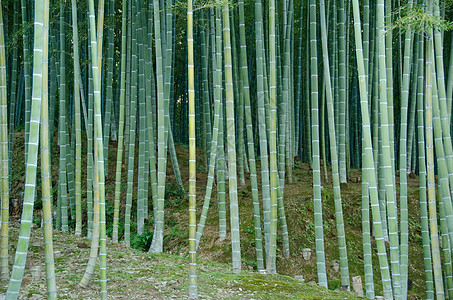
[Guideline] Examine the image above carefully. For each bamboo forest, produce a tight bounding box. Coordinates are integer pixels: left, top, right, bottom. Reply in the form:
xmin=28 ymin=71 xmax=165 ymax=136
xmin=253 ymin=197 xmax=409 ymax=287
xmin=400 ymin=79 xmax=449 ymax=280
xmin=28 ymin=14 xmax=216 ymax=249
xmin=0 ymin=0 xmax=453 ymax=298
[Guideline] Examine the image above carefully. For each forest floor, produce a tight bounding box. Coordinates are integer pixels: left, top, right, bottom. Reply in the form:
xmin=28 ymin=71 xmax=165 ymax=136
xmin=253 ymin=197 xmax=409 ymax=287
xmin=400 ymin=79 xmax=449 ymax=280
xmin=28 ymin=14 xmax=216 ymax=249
xmin=0 ymin=220 xmax=358 ymax=299
xmin=4 ymin=131 xmax=426 ymax=299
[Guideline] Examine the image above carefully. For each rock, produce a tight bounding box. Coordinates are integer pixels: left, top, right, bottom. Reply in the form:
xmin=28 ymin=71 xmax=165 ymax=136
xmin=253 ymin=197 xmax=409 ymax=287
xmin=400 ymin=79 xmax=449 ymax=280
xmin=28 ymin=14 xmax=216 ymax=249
xmin=31 ymin=242 xmax=42 ymax=248
xmin=352 ymin=276 xmax=363 ymax=297
xmin=295 ymin=275 xmax=304 ymax=282
xmin=339 ymin=285 xmax=350 ymax=292
xmin=11 ymin=199 xmax=20 ymax=215
xmin=30 ymin=265 xmax=42 ymax=281
xmin=161 ymin=281 xmax=167 ymax=287
xmin=332 ymin=260 xmax=340 ymax=272
xmin=302 ymin=248 xmax=312 ymax=260
xmin=307 ymin=281 xmax=317 ymax=285
xmin=77 ymin=242 xmax=89 ymax=248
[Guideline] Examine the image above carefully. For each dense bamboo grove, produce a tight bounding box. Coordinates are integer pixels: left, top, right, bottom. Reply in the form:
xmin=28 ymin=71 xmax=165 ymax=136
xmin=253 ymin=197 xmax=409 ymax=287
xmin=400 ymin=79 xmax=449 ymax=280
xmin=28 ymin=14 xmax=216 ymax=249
xmin=0 ymin=0 xmax=453 ymax=299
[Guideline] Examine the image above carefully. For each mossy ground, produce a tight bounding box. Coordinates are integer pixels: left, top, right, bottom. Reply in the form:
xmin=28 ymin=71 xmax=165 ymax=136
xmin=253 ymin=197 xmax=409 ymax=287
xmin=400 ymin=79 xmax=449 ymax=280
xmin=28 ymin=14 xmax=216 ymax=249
xmin=6 ymin=130 xmax=426 ymax=298
xmin=0 ymin=221 xmax=357 ymax=299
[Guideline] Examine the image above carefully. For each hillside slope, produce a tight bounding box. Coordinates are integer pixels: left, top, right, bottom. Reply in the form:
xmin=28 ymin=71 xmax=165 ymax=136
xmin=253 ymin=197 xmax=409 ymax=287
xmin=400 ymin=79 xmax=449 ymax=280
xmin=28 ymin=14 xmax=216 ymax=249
xmin=0 ymin=221 xmax=358 ymax=299
xmin=7 ymin=132 xmax=425 ymax=298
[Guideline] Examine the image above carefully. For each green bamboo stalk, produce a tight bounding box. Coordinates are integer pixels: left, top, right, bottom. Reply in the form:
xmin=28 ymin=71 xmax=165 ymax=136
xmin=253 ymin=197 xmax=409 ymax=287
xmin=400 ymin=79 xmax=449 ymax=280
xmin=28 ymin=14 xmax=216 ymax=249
xmin=6 ymin=0 xmax=47 ymax=294
xmin=321 ymin=81 xmax=327 ymax=182
xmin=319 ymin=0 xmax=349 ymax=290
xmin=337 ymin=0 xmax=347 ymax=183
xmin=79 ymin=169 xmax=100 ymax=289
xmin=66 ymin=113 xmax=75 ymax=221
xmin=431 ymin=59 xmax=451 ymax=299
xmin=145 ymin=0 xmax=158 ymax=219
xmin=230 ymin=10 xmax=245 ymax=187
xmin=59 ymin=2 xmax=69 ymax=232
xmin=430 ymin=1 xmax=453 ymax=254
xmin=137 ymin=3 xmax=151 ymax=222
xmin=373 ymin=43 xmax=389 ymax=242
xmin=7 ymin=0 xmax=18 ymax=190
xmin=80 ymin=0 xmax=107 ymax=296
xmin=304 ymin=7 xmax=312 ymax=167
xmin=447 ymin=37 xmax=453 ymax=113
xmin=195 ymin=55 xmax=202 ymax=149
xmin=416 ymin=33 xmax=435 ymax=298
xmin=331 ymin=1 xmax=339 ymax=153
xmin=277 ymin=0 xmax=291 ymax=258
xmin=213 ymin=7 xmax=226 ymax=240
xmin=86 ymin=33 xmax=94 ymax=238
xmin=39 ymin=5 xmax=57 ymax=294
xmin=143 ymin=131 xmax=150 ymax=220
xmin=406 ymin=61 xmax=418 ymax=174
xmin=255 ymin=0 xmax=271 ymax=262
xmin=377 ymin=0 xmax=400 ymax=295
xmin=238 ymin=0 xmax=264 ymax=272
xmin=195 ymin=48 xmax=221 ymax=250
xmin=103 ymin=0 xmax=115 ymax=174
xmin=96 ymin=0 xmax=105 ymax=72
xmin=439 ymin=194 xmax=453 ymax=298
xmin=187 ymin=1 xmax=197 ymax=297
xmin=398 ymin=3 xmax=414 ymax=294
xmin=71 ymin=0 xmax=83 ymax=237
xmin=266 ymin=0 xmax=279 ymax=275
xmin=200 ymin=10 xmax=211 ymax=171
xmin=309 ymin=0 xmax=327 ymax=287
xmin=384 ymin=0 xmax=396 ymax=179
xmin=425 ymin=24 xmax=445 ymax=298
xmin=168 ymin=129 xmax=184 ymax=191
xmin=285 ymin=0 xmax=295 ymax=185
xmin=362 ymin=141 xmax=374 ymax=299
xmin=149 ymin=0 xmax=167 ymax=254
xmin=112 ymin=0 xmax=128 ymax=244
xmin=215 ymin=5 xmax=226 ymax=240
xmin=222 ymin=1 xmax=241 ymax=273
xmin=295 ymin=3 xmax=304 ymax=161
xmin=21 ymin=0 xmax=31 ymax=161
xmin=124 ymin=0 xmax=138 ymax=246
xmin=0 ymin=1 xmax=9 ymax=282
xmin=123 ymin=2 xmax=132 ymax=165
xmin=164 ymin=4 xmax=182 ymax=194
xmin=433 ymin=0 xmax=449 ymax=126
xmin=137 ymin=6 xmax=147 ymax=235
xmin=351 ymin=0 xmax=393 ymax=297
